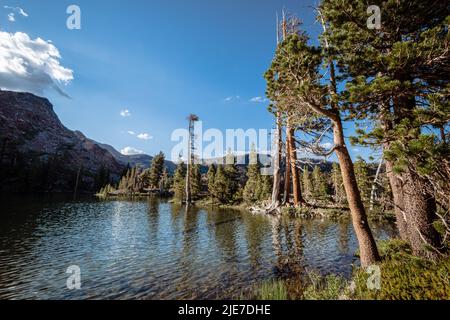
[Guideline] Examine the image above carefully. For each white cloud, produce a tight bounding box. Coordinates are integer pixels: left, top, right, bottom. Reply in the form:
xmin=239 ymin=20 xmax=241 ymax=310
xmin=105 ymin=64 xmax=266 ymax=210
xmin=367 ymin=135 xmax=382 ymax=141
xmin=121 ymin=147 xmax=144 ymax=156
xmin=4 ymin=6 xmax=28 ymax=17
xmin=120 ymin=109 xmax=131 ymax=117
xmin=137 ymin=133 xmax=153 ymax=140
xmin=0 ymin=31 xmax=73 ymax=97
xmin=321 ymin=142 xmax=334 ymax=149
xmin=224 ymin=95 xmax=240 ymax=102
xmin=250 ymin=96 xmax=269 ymax=103
xmin=127 ymin=131 xmax=136 ymax=135
xmin=7 ymin=13 xmax=15 ymax=22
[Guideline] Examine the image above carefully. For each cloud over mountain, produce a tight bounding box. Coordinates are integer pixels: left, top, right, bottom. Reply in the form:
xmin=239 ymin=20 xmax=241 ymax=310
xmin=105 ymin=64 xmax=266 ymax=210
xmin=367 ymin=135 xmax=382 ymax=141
xmin=0 ymin=31 xmax=73 ymax=97
xmin=121 ymin=146 xmax=144 ymax=156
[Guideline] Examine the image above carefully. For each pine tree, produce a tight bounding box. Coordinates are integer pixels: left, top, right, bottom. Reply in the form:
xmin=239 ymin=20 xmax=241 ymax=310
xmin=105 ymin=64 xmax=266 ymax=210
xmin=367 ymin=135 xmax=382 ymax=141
xmin=212 ymin=165 xmax=230 ymax=204
xmin=320 ymin=0 xmax=448 ymax=259
xmin=258 ymin=174 xmax=273 ymax=201
xmin=224 ymin=152 xmax=239 ymax=201
xmin=160 ymin=167 xmax=172 ymax=192
xmin=207 ymin=164 xmax=216 ymax=197
xmin=302 ymin=167 xmax=313 ymax=199
xmin=354 ymin=159 xmax=372 ymax=203
xmin=331 ymin=163 xmax=345 ymax=204
xmin=265 ymin=16 xmax=380 ymax=266
xmin=243 ymin=151 xmax=262 ymax=204
xmin=172 ymin=161 xmax=186 ymax=203
xmin=190 ymin=164 xmax=202 ymax=200
xmin=148 ymin=152 xmax=165 ymax=189
xmin=312 ymin=166 xmax=329 ymax=200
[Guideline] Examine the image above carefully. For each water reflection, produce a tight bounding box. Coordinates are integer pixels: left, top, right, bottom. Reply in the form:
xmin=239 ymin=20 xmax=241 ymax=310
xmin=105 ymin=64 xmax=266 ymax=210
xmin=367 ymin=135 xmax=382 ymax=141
xmin=0 ymin=196 xmax=397 ymax=300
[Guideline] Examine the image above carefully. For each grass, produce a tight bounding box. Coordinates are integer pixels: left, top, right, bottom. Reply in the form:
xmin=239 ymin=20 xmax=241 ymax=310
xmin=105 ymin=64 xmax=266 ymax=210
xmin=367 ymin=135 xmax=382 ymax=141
xmin=245 ymin=239 xmax=450 ymax=300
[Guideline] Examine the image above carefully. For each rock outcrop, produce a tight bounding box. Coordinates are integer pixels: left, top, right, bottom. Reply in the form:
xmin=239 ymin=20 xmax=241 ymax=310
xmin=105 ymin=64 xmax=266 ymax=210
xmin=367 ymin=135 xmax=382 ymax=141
xmin=0 ymin=90 xmax=124 ymax=192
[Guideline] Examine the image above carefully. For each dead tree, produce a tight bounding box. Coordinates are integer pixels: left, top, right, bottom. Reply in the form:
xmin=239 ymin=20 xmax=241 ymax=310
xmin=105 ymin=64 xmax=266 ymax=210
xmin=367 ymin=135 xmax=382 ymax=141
xmin=186 ymin=114 xmax=199 ymax=205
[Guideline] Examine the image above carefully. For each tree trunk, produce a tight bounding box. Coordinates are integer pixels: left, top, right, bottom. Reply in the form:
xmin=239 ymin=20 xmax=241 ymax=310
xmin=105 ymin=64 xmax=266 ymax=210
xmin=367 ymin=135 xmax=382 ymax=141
xmin=379 ymin=105 xmax=409 ymax=241
xmin=393 ymin=91 xmax=442 ymax=259
xmin=369 ymin=157 xmax=383 ymax=211
xmin=269 ymin=112 xmax=282 ymax=209
xmin=186 ymin=141 xmax=192 ymax=205
xmin=287 ymin=124 xmax=304 ymax=206
xmin=318 ymin=10 xmax=380 ymax=267
xmin=403 ymin=170 xmax=443 ymax=260
xmin=384 ymin=160 xmax=409 ymax=240
xmin=333 ymin=119 xmax=381 ymax=267
xmin=283 ymin=128 xmax=291 ymax=205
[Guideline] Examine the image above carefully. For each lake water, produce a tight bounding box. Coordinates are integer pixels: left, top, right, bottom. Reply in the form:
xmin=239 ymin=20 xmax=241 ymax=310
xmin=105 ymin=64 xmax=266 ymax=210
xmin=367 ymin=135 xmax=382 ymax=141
xmin=0 ymin=196 xmax=396 ymax=300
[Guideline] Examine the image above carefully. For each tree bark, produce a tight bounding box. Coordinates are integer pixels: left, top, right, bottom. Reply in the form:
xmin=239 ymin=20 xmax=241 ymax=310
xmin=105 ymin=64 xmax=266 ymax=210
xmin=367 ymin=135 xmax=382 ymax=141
xmin=333 ymin=119 xmax=381 ymax=267
xmin=379 ymin=107 xmax=409 ymax=241
xmin=269 ymin=112 xmax=282 ymax=209
xmin=283 ymin=130 xmax=291 ymax=205
xmin=316 ymin=10 xmax=380 ymax=267
xmin=392 ymin=92 xmax=442 ymax=259
xmin=287 ymin=123 xmax=305 ymax=206
xmin=403 ymin=170 xmax=442 ymax=260
xmin=385 ymin=160 xmax=409 ymax=241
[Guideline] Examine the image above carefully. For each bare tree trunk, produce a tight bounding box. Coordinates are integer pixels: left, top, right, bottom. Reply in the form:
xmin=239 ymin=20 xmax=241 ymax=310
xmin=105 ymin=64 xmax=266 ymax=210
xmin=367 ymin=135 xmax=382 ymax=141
xmin=73 ymin=164 xmax=82 ymax=201
xmin=269 ymin=112 xmax=282 ymax=210
xmin=369 ymin=157 xmax=383 ymax=211
xmin=333 ymin=120 xmax=381 ymax=267
xmin=283 ymin=127 xmax=291 ymax=205
xmin=287 ymin=123 xmax=304 ymax=206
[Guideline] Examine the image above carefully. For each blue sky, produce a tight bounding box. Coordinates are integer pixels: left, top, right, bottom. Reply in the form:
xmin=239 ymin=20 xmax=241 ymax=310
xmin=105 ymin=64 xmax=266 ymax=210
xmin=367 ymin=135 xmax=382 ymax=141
xmin=0 ymin=0 xmax=376 ymax=161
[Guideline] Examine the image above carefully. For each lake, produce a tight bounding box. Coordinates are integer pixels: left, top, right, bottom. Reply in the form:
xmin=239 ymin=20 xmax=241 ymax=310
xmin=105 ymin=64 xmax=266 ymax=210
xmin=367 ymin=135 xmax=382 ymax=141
xmin=0 ymin=196 xmax=396 ymax=300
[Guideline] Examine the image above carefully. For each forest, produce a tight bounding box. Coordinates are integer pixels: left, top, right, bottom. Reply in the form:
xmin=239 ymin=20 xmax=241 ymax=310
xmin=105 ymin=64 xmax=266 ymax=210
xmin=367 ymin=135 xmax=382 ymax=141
xmin=98 ymin=0 xmax=450 ymax=299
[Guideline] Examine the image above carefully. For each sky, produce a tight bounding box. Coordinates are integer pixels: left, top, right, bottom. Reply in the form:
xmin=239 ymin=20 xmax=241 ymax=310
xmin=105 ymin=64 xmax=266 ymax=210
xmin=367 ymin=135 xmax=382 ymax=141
xmin=0 ymin=0 xmax=376 ymax=162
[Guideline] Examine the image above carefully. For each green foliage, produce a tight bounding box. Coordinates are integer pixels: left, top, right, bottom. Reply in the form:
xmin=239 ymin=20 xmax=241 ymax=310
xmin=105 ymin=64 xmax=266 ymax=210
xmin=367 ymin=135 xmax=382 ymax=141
xmin=190 ymin=163 xmax=202 ymax=200
xmin=117 ymin=166 xmax=142 ymax=194
xmin=331 ymin=163 xmax=345 ymax=204
xmin=172 ymin=161 xmax=186 ymax=203
xmin=302 ymin=273 xmax=349 ymax=300
xmin=302 ymin=167 xmax=313 ymax=198
xmin=253 ymin=280 xmax=289 ymax=300
xmin=207 ymin=164 xmax=216 ymax=196
xmin=354 ymin=159 xmax=372 ymax=202
xmin=243 ymin=148 xmax=271 ymax=204
xmin=148 ymin=152 xmax=165 ymax=189
xmin=312 ymin=166 xmax=329 ymax=199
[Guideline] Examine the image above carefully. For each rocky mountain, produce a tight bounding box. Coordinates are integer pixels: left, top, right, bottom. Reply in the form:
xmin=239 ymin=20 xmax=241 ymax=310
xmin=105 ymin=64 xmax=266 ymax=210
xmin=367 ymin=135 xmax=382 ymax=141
xmin=0 ymin=90 xmax=167 ymax=192
xmin=91 ymin=140 xmax=176 ymax=173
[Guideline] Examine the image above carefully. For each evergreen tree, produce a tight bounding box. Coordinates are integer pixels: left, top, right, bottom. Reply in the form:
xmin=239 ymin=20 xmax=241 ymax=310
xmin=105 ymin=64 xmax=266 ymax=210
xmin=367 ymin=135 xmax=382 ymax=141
xmin=212 ymin=165 xmax=230 ymax=204
xmin=190 ymin=163 xmax=202 ymax=200
xmin=160 ymin=167 xmax=172 ymax=192
xmin=265 ymin=25 xmax=381 ymax=265
xmin=302 ymin=167 xmax=313 ymax=198
xmin=258 ymin=174 xmax=273 ymax=201
xmin=312 ymin=166 xmax=329 ymax=199
xmin=243 ymin=151 xmax=262 ymax=204
xmin=207 ymin=164 xmax=216 ymax=197
xmin=224 ymin=152 xmax=239 ymax=201
xmin=354 ymin=159 xmax=372 ymax=203
xmin=321 ymin=0 xmax=449 ymax=259
xmin=331 ymin=163 xmax=345 ymax=204
xmin=172 ymin=161 xmax=186 ymax=203
xmin=148 ymin=152 xmax=165 ymax=189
